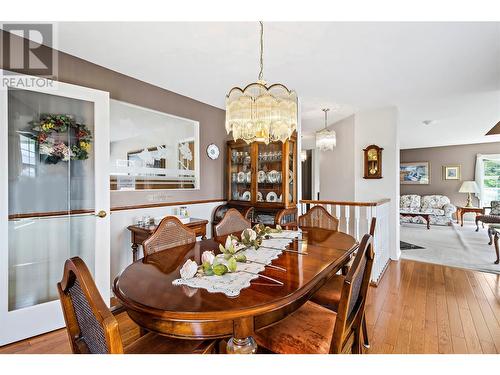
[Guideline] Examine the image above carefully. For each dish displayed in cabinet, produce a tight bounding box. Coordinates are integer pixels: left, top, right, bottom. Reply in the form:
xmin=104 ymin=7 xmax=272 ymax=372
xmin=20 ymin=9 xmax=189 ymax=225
xmin=266 ymin=191 xmax=278 ymax=202
xmin=242 ymin=191 xmax=251 ymax=201
xmin=237 ymin=171 xmax=246 ymax=183
xmin=257 ymin=191 xmax=263 ymax=201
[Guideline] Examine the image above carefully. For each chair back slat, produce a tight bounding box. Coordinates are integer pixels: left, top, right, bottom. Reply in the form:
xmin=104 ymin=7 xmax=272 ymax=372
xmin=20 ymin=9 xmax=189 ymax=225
xmin=57 ymin=257 xmax=123 ymax=354
xmin=298 ymin=205 xmax=339 ymax=231
xmin=330 ymin=233 xmax=374 ymax=353
xmin=214 ymin=208 xmax=251 ymax=238
xmin=142 ymin=216 xmax=196 ymax=257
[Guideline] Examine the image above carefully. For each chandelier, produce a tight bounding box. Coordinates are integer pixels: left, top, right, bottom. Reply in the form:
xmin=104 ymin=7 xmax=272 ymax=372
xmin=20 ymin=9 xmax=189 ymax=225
xmin=225 ymin=22 xmax=298 ymax=144
xmin=316 ymin=108 xmax=336 ymax=151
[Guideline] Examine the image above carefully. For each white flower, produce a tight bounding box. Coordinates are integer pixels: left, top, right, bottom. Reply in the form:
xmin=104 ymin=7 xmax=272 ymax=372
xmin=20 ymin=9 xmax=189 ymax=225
xmin=225 ymin=235 xmax=238 ymax=250
xmin=201 ymin=251 xmax=215 ymax=265
xmin=180 ymin=259 xmax=198 ymax=279
xmin=242 ymin=228 xmax=257 ymax=242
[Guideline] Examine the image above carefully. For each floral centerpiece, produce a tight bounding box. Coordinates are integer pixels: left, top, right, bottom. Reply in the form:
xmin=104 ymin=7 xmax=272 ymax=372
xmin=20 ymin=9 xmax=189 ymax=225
xmin=30 ymin=114 xmax=92 ymax=164
xmin=178 ymin=225 xmax=284 ymax=280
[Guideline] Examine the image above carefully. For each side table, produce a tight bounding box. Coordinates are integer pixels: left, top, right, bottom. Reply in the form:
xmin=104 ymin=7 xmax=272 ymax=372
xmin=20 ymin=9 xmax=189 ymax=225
xmin=456 ymin=206 xmax=484 ymax=227
xmin=127 ymin=217 xmax=208 ymax=262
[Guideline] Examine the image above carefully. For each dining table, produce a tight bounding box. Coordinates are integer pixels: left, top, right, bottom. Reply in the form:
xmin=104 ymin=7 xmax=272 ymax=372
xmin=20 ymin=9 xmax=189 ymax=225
xmin=113 ymin=227 xmax=358 ymax=353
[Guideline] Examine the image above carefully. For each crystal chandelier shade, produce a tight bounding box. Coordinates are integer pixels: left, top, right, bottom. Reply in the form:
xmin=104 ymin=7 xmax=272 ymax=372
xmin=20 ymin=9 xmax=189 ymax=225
xmin=225 ymin=22 xmax=298 ymax=144
xmin=315 ymin=108 xmax=336 ymax=151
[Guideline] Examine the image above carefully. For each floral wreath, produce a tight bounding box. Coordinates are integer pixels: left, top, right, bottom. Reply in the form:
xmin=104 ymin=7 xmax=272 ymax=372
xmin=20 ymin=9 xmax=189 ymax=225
xmin=30 ymin=114 xmax=92 ymax=164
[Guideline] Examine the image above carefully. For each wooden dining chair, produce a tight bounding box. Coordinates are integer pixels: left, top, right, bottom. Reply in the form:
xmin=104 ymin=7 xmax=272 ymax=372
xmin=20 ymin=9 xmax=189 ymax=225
xmin=214 ymin=208 xmax=251 ymax=238
xmin=298 ymin=205 xmax=339 ymax=231
xmin=57 ymin=257 xmax=215 ymax=354
xmin=142 ymin=216 xmax=196 ymax=258
xmin=255 ymin=233 xmax=374 ymax=354
xmin=311 ymin=217 xmax=376 ymax=348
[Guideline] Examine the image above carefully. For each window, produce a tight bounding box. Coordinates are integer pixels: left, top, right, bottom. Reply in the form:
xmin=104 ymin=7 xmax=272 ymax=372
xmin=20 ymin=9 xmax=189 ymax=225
xmin=483 ymin=159 xmax=500 ymax=206
xmin=19 ymin=135 xmax=36 ymax=177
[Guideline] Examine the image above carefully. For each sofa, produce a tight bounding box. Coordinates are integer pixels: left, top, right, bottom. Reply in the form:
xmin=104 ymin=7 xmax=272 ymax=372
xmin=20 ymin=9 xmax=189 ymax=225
xmin=400 ymin=194 xmax=457 ymax=226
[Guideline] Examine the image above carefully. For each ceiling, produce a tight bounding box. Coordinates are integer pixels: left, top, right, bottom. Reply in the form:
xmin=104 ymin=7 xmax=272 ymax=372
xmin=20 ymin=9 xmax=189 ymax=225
xmin=53 ymin=22 xmax=500 ymax=149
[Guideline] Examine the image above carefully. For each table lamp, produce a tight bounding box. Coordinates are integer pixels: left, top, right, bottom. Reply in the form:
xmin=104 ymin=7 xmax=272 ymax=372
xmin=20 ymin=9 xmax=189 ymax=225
xmin=459 ymin=181 xmax=479 ymax=208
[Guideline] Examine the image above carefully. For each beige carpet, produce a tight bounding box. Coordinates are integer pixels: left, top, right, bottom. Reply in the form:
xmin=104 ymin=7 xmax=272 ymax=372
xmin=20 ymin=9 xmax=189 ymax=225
xmin=400 ymin=221 xmax=500 ymax=274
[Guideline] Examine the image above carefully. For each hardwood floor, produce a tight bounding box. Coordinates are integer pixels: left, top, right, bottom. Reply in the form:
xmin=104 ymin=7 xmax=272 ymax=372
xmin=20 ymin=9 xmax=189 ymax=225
xmin=0 ymin=259 xmax=499 ymax=354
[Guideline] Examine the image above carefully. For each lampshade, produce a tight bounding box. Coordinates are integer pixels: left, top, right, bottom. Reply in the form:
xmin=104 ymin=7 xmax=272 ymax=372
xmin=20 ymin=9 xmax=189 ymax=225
xmin=459 ymin=181 xmax=479 ymax=193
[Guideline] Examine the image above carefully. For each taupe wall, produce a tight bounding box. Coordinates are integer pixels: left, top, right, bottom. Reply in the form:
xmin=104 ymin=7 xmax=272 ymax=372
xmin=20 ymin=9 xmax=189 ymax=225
xmin=0 ymin=30 xmax=227 ymax=208
xmin=400 ymin=142 xmax=500 ymax=207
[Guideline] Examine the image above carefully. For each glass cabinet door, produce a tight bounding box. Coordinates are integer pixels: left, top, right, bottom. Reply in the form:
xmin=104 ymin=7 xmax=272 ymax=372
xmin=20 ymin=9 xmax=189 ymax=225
xmin=257 ymin=142 xmax=283 ymax=204
xmin=287 ymin=139 xmax=297 ymax=205
xmin=229 ymin=144 xmax=252 ymax=202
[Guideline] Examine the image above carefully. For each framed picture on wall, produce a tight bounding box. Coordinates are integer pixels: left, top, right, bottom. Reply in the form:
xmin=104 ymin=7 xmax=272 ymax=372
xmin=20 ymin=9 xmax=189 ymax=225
xmin=400 ymin=162 xmax=430 ymax=185
xmin=443 ymin=165 xmax=461 ymax=180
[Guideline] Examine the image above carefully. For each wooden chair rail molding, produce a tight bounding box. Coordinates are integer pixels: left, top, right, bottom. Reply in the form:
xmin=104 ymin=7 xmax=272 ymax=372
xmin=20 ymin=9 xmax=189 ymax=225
xmin=300 ymin=199 xmax=391 ymax=286
xmin=8 ymin=199 xmax=226 ymax=220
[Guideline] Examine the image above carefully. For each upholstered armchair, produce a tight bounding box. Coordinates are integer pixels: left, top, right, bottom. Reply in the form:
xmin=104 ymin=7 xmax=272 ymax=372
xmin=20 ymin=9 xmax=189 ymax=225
xmin=475 ymin=201 xmax=500 ymax=231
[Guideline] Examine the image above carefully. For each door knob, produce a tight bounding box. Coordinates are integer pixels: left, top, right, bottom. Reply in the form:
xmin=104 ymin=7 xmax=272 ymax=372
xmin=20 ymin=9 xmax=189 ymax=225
xmin=96 ymin=210 xmax=107 ymax=218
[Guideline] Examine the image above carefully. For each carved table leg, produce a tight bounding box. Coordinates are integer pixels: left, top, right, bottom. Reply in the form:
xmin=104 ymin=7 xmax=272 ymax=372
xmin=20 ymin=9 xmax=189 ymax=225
xmin=426 ymin=215 xmax=430 ymax=230
xmin=494 ymin=232 xmax=499 ymax=265
xmin=226 ymin=317 xmax=257 ymax=354
xmin=131 ymin=243 xmax=139 ymax=262
xmin=488 ymin=227 xmax=494 ymax=246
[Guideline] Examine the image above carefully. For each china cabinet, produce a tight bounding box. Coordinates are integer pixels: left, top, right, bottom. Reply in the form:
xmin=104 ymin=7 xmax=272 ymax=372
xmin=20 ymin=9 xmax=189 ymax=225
xmin=222 ymin=134 xmax=298 ymax=228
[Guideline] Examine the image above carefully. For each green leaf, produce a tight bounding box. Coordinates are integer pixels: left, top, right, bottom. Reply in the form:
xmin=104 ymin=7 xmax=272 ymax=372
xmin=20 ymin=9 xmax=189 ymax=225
xmin=213 ymin=263 xmax=228 ymax=276
xmin=204 ymin=268 xmax=214 ymax=276
xmin=219 ymin=244 xmax=226 ymax=253
xmin=224 ymin=252 xmax=233 ymax=260
xmin=235 ymin=253 xmax=247 ymax=262
xmin=229 ymin=244 xmax=236 ymax=254
xmin=202 ymin=261 xmax=212 ymax=271
xmin=227 ymin=257 xmax=237 ymax=272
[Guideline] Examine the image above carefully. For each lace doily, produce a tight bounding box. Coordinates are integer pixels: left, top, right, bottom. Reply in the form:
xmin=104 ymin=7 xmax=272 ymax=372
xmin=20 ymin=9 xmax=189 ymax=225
xmin=172 ymin=230 xmax=300 ymax=297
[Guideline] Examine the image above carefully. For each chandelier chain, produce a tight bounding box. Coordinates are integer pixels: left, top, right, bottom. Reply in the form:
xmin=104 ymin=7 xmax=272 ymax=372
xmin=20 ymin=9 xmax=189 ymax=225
xmin=259 ymin=21 xmax=264 ymax=81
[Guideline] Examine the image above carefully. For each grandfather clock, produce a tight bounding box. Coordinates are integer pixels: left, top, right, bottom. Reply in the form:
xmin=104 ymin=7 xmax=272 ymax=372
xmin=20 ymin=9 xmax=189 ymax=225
xmin=363 ymin=145 xmax=383 ymax=179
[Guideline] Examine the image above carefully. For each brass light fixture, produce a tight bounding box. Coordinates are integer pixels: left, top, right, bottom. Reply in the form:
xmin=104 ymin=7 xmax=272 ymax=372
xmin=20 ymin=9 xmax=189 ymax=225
xmin=225 ymin=22 xmax=298 ymax=144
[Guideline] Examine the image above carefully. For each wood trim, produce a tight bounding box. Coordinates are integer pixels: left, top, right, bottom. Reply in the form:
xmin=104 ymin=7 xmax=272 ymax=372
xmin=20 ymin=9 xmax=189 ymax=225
xmin=111 ymin=198 xmax=225 ymax=212
xmin=9 ymin=209 xmax=95 ymax=220
xmin=300 ymin=198 xmax=391 ymax=207
xmin=8 ymin=199 xmax=226 ymax=219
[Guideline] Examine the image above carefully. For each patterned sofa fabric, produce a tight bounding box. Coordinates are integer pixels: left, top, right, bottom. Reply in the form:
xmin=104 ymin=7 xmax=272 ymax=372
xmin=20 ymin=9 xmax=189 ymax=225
xmin=400 ymin=194 xmax=457 ymax=226
xmin=400 ymin=195 xmax=421 ymax=213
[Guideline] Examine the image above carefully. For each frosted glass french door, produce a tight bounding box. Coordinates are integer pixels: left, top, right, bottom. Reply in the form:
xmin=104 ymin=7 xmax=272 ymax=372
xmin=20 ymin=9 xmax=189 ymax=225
xmin=0 ymin=74 xmax=110 ymax=345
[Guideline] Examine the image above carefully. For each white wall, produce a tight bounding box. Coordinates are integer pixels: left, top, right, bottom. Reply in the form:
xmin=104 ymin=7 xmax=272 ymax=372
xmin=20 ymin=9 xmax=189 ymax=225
xmin=313 ymin=107 xmax=400 ymax=260
xmin=318 ymin=115 xmax=356 ymax=201
xmin=354 ymin=107 xmax=400 ymax=260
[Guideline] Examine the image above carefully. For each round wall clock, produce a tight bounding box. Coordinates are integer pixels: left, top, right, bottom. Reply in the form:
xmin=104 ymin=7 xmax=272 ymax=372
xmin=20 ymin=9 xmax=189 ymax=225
xmin=206 ymin=143 xmax=220 ymax=160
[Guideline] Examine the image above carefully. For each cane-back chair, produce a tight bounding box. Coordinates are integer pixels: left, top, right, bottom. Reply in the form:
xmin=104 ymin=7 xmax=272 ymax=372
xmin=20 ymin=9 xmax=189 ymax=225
xmin=214 ymin=208 xmax=251 ymax=238
xmin=57 ymin=257 xmax=215 ymax=354
xmin=142 ymin=216 xmax=196 ymax=258
xmin=298 ymin=205 xmax=339 ymax=231
xmin=255 ymin=233 xmax=374 ymax=354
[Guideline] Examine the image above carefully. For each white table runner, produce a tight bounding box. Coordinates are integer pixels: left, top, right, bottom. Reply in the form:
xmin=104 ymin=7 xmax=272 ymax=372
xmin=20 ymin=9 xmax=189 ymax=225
xmin=172 ymin=230 xmax=300 ymax=297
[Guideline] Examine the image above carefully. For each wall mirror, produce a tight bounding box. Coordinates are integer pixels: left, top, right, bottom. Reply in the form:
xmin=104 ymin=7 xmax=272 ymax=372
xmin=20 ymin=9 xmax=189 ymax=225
xmin=109 ymin=100 xmax=200 ymax=191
